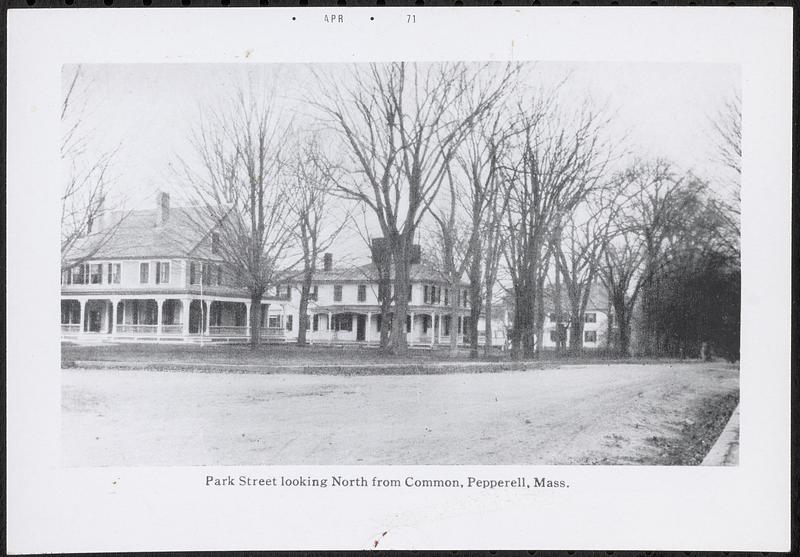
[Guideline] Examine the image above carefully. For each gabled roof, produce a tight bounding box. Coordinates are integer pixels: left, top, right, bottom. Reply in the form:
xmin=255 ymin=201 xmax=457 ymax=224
xmin=65 ymin=207 xmax=219 ymax=262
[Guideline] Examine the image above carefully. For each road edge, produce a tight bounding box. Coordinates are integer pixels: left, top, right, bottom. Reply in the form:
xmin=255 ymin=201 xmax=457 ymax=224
xmin=701 ymin=403 xmax=740 ymax=466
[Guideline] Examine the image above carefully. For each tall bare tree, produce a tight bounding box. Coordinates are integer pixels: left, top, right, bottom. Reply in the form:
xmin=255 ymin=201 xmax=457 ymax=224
xmin=709 ymin=91 xmax=742 ymax=259
xmin=61 ymin=65 xmax=125 ymax=270
xmin=598 ymin=159 xmax=703 ymax=356
xmin=287 ymin=136 xmax=347 ymax=346
xmin=553 ymin=191 xmax=619 ymax=354
xmin=502 ymin=97 xmax=611 ymax=358
xmin=182 ymin=79 xmax=295 ymax=349
xmin=312 ymin=62 xmax=517 ymax=355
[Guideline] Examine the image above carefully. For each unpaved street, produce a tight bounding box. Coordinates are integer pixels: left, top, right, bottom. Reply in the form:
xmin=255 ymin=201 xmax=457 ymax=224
xmin=62 ymin=362 xmax=739 ymax=466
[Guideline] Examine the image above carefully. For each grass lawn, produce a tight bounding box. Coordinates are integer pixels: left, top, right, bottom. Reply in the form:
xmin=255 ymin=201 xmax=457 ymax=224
xmin=62 ymin=362 xmax=739 ymax=466
xmin=61 ymin=342 xmax=691 ymax=374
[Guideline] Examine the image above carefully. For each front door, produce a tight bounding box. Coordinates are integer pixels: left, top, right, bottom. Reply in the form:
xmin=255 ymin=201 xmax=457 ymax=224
xmin=88 ymin=309 xmax=102 ymax=332
xmin=356 ymin=314 xmax=366 ymax=341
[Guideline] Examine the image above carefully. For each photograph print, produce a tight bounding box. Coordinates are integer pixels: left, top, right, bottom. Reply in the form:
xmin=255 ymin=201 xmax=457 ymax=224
xmin=60 ymin=61 xmax=741 ymax=467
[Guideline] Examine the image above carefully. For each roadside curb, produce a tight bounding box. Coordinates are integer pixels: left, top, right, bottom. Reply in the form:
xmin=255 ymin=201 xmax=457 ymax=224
xmin=701 ymin=403 xmax=739 ymax=466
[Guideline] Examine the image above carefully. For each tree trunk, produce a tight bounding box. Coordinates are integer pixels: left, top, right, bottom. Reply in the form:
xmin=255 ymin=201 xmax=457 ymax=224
xmin=390 ymin=233 xmax=411 ymax=355
xmin=569 ymin=308 xmax=583 ymax=356
xmin=449 ymin=278 xmax=459 ymax=357
xmin=534 ymin=273 xmax=546 ymax=358
xmin=484 ymin=297 xmax=493 ymax=357
xmin=248 ymin=289 xmax=264 ymax=350
xmin=297 ymin=275 xmax=311 ymax=346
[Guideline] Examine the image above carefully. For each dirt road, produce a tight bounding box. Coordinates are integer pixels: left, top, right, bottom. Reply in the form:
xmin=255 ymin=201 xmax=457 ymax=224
xmin=61 ymin=362 xmax=739 ymax=466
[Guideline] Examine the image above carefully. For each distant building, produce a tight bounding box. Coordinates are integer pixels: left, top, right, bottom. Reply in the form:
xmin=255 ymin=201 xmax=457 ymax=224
xmin=481 ymin=285 xmax=614 ymax=351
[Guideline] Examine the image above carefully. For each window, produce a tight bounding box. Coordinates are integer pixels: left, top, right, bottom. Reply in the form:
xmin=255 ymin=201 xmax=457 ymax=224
xmin=268 ymin=315 xmax=282 ymax=329
xmin=422 ymin=315 xmax=429 ymax=333
xmin=139 ymin=262 xmax=150 ymax=284
xmin=407 ymin=284 xmax=413 ymax=302
xmin=584 ymin=312 xmax=597 ymax=323
xmin=406 ymin=315 xmax=411 ymax=333
xmin=89 ymin=264 xmax=103 ymax=284
xmin=550 ymin=330 xmax=559 ymax=342
xmin=462 ymin=290 xmax=468 ymax=308
xmin=71 ymin=265 xmax=84 ymax=284
xmin=333 ymin=314 xmax=352 ymax=331
xmin=286 ymin=315 xmax=293 ymax=331
xmin=156 ymin=261 xmax=170 ymax=284
xmin=107 ymin=263 xmax=121 ymax=284
xmin=333 ymin=285 xmax=343 ymax=302
xmin=216 ymin=265 xmax=223 ymax=286
xmin=444 ymin=288 xmax=449 ymax=306
xmin=285 ymin=285 xmax=292 ymax=300
xmin=423 ymin=285 xmax=429 ymax=304
xmin=312 ymin=314 xmax=319 ymax=332
xmin=211 ymin=232 xmax=220 ymax=254
xmin=584 ymin=330 xmax=597 ymax=343
xmin=357 ymin=284 xmax=367 ymax=302
xmin=309 ymin=285 xmax=318 ymax=301
xmin=189 ymin=262 xmax=198 ymax=285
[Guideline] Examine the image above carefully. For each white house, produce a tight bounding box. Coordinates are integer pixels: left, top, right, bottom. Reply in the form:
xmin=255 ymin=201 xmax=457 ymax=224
xmin=61 ymin=192 xmax=473 ymax=347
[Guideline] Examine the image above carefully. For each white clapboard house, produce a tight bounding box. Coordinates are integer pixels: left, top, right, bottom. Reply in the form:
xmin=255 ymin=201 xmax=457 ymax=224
xmin=61 ymin=192 xmax=473 ymax=346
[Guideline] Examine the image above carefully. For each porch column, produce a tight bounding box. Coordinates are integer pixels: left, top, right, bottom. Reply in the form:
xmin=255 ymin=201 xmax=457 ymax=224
xmin=110 ymin=298 xmax=118 ymax=335
xmin=80 ymin=299 xmax=87 ymax=332
xmin=366 ymin=312 xmax=372 ymax=343
xmin=156 ymin=298 xmax=163 ymax=336
xmin=244 ymin=302 xmax=251 ymax=337
xmin=437 ymin=314 xmax=442 ymax=344
xmin=182 ymin=298 xmax=191 ymax=337
xmin=430 ymin=312 xmax=436 ymax=347
xmin=328 ymin=311 xmax=333 ymax=343
xmin=204 ymin=300 xmax=211 ymax=335
xmin=409 ymin=312 xmax=415 ymax=344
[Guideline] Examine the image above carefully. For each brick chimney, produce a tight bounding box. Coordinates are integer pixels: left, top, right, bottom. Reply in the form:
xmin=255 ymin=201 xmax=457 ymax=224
xmin=323 ymin=253 xmax=333 ymax=272
xmin=157 ymin=191 xmax=170 ymax=225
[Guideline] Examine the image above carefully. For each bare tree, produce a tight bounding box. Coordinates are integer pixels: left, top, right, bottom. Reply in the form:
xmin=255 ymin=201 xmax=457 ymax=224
xmin=181 ymin=78 xmax=295 ymax=349
xmin=598 ymin=159 xmax=703 ymax=356
xmin=61 ymin=65 xmax=126 ymax=270
xmin=709 ymin=91 xmax=742 ymax=259
xmin=426 ymin=168 xmax=472 ymax=357
xmin=502 ymin=97 xmax=611 ymax=358
xmin=311 ymin=62 xmax=517 ymax=355
xmin=553 ymin=191 xmax=619 ymax=354
xmin=286 ymin=136 xmax=347 ymax=346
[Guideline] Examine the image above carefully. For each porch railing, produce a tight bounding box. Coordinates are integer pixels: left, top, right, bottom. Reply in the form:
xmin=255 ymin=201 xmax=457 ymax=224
xmin=209 ymin=325 xmax=249 ymax=337
xmin=258 ymin=327 xmax=286 ymax=340
xmin=161 ymin=324 xmax=184 ymax=335
xmin=116 ymin=324 xmax=158 ymax=334
xmin=61 ymin=324 xmax=81 ymax=333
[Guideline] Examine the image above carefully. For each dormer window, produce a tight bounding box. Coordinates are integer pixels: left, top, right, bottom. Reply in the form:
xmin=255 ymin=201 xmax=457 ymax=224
xmin=211 ymin=232 xmax=220 ymax=255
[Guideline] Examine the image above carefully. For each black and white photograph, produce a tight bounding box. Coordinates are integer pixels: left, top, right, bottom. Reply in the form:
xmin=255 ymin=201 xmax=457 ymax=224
xmin=6 ymin=6 xmax=791 ymax=553
xmin=59 ymin=61 xmax=743 ymax=467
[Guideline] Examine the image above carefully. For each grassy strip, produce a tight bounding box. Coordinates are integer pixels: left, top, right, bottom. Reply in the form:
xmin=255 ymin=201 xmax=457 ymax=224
xmin=62 ymin=342 xmax=698 ymax=369
xmin=65 ymin=359 xmax=539 ymax=376
xmin=643 ymin=391 xmax=740 ymax=465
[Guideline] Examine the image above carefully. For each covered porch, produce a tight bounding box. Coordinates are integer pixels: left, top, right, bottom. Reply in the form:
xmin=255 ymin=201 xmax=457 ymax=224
xmin=60 ymin=297 xmax=291 ymax=344
xmin=302 ymin=306 xmax=470 ymax=347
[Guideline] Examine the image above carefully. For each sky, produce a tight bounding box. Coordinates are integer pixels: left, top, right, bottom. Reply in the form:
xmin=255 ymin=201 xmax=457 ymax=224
xmin=64 ymin=62 xmax=740 ymax=263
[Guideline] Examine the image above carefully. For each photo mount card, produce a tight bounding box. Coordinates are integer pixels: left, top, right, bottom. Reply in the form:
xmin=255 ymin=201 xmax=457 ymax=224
xmin=5 ymin=6 xmax=792 ymax=553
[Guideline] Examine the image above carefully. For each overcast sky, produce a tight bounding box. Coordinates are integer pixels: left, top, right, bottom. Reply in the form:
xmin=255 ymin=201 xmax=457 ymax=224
xmin=64 ymin=62 xmax=739 ymax=263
